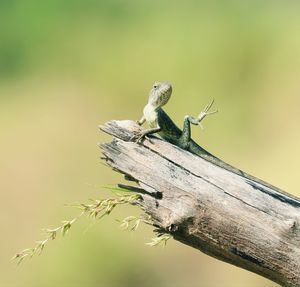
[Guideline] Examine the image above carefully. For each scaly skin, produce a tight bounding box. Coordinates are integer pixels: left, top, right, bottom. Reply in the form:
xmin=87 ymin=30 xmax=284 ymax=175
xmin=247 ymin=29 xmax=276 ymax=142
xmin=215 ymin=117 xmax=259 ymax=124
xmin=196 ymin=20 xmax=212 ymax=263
xmin=133 ymin=81 xmax=289 ymax=194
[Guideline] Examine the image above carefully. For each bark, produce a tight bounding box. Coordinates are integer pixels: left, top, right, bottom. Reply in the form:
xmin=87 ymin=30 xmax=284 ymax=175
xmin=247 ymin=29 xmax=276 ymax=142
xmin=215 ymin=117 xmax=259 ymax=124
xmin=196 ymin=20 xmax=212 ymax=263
xmin=99 ymin=120 xmax=300 ymax=287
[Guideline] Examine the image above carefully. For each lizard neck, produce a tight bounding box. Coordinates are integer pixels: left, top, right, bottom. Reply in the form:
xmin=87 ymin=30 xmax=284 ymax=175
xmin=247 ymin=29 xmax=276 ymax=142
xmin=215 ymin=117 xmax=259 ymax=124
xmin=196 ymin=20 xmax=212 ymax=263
xmin=143 ymin=103 xmax=159 ymax=127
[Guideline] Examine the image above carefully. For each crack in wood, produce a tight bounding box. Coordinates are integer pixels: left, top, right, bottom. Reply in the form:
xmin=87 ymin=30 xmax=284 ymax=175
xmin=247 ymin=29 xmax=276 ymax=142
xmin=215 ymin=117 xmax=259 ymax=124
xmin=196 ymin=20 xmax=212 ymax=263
xmin=246 ymin=180 xmax=300 ymax=208
xmin=100 ymin=120 xmax=300 ymax=287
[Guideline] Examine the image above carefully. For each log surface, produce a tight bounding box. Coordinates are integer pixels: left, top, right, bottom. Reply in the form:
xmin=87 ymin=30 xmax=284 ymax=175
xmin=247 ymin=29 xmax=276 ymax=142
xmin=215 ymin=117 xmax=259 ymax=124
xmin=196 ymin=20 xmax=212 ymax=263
xmin=100 ymin=120 xmax=300 ymax=287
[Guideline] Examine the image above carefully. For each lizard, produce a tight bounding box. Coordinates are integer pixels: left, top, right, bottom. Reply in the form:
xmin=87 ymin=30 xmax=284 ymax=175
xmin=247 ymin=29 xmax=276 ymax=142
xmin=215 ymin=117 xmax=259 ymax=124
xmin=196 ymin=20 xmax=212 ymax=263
xmin=130 ymin=81 xmax=298 ymax=199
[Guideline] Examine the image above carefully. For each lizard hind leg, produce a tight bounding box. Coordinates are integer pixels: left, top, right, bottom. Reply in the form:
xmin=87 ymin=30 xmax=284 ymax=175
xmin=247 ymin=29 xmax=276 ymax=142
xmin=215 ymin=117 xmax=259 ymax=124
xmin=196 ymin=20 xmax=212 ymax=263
xmin=178 ymin=115 xmax=195 ymax=149
xmin=179 ymin=100 xmax=217 ymax=149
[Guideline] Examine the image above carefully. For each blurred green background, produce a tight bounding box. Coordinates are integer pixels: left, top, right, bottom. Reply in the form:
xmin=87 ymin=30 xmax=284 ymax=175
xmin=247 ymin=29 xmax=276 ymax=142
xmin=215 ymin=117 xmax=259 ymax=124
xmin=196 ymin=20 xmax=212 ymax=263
xmin=1 ymin=1 xmax=300 ymax=286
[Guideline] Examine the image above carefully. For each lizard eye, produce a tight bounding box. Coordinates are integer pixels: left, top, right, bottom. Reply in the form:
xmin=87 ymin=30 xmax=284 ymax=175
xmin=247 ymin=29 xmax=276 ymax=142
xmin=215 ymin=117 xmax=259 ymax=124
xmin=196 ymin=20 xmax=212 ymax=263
xmin=153 ymin=82 xmax=160 ymax=89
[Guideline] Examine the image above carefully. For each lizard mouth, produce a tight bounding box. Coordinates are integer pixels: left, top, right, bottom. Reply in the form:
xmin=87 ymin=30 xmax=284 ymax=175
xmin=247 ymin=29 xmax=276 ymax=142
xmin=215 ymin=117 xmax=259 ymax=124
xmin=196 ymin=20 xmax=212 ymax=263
xmin=149 ymin=81 xmax=172 ymax=108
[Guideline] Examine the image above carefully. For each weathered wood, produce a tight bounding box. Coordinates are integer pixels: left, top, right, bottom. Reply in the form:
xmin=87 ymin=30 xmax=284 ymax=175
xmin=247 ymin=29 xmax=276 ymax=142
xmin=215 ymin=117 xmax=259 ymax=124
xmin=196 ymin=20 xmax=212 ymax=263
xmin=99 ymin=120 xmax=300 ymax=287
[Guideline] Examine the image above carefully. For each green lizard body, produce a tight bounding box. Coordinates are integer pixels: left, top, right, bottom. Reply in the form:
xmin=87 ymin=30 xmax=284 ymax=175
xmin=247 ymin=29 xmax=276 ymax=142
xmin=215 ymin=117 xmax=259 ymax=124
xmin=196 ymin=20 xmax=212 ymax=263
xmin=137 ymin=82 xmax=243 ymax=174
xmin=133 ymin=81 xmax=291 ymax=194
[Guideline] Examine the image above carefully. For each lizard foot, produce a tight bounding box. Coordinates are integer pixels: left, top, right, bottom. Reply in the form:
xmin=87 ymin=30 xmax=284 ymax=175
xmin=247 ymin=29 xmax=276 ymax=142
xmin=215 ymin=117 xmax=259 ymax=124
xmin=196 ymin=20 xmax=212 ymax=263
xmin=185 ymin=99 xmax=218 ymax=129
xmin=129 ymin=132 xmax=153 ymax=144
xmin=136 ymin=120 xmax=143 ymax=126
xmin=195 ymin=99 xmax=218 ymax=127
xmin=199 ymin=99 xmax=218 ymax=118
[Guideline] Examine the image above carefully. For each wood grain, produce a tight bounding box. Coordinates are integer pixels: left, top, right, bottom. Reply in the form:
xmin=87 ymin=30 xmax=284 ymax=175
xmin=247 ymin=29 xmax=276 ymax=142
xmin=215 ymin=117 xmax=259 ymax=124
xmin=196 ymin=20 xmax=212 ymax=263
xmin=100 ymin=120 xmax=300 ymax=287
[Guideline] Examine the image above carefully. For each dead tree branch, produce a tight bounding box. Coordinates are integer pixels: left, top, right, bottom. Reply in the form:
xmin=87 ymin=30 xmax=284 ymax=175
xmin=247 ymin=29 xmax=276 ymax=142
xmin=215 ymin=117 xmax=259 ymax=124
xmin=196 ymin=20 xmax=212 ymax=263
xmin=100 ymin=120 xmax=300 ymax=287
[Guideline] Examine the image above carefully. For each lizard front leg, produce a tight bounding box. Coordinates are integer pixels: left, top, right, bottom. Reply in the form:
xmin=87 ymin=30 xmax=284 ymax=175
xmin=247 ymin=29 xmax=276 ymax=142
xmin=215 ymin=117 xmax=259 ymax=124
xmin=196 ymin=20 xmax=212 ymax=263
xmin=130 ymin=126 xmax=161 ymax=143
xmin=137 ymin=116 xmax=146 ymax=126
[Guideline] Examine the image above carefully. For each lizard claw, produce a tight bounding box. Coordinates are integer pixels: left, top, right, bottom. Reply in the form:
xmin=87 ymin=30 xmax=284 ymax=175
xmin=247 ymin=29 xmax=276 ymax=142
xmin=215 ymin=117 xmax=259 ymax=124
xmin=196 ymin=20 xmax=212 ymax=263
xmin=129 ymin=132 xmax=153 ymax=144
xmin=129 ymin=134 xmax=140 ymax=143
xmin=198 ymin=99 xmax=218 ymax=120
xmin=203 ymin=99 xmax=215 ymax=112
xmin=135 ymin=134 xmax=146 ymax=144
xmin=203 ymin=99 xmax=218 ymax=114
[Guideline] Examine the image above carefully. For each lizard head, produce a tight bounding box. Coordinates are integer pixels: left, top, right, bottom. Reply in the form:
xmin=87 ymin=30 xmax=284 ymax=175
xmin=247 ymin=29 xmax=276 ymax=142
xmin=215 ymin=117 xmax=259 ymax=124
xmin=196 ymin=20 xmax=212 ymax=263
xmin=148 ymin=81 xmax=172 ymax=109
